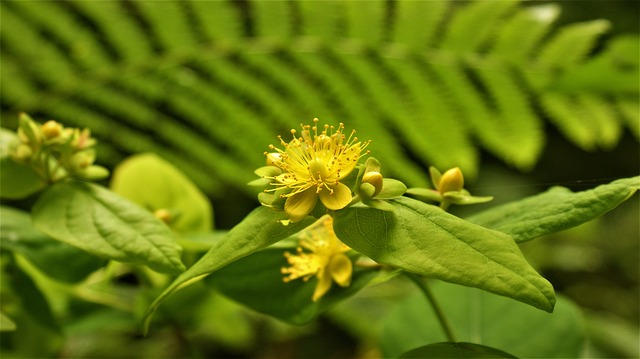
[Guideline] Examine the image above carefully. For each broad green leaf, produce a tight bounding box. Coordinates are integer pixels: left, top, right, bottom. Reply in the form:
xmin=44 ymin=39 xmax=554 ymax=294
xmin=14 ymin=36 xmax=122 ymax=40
xmin=0 ymin=128 xmax=44 ymax=199
xmin=0 ymin=256 xmax=64 ymax=356
xmin=333 ymin=197 xmax=555 ymax=312
xmin=1 ymin=256 xmax=61 ymax=335
xmin=110 ymin=153 xmax=213 ymax=233
xmin=466 ymin=176 xmax=639 ymax=242
xmin=143 ymin=207 xmax=315 ymax=333
xmin=32 ymin=181 xmax=185 ymax=275
xmin=381 ymin=282 xmax=585 ymax=358
xmin=0 ymin=311 xmax=17 ymax=332
xmin=399 ymin=342 xmax=517 ymax=358
xmin=0 ymin=206 xmax=104 ymax=282
xmin=205 ymin=247 xmax=381 ymax=325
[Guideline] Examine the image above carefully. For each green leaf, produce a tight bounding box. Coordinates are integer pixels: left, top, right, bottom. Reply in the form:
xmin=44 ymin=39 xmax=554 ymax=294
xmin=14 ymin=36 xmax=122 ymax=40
xmin=381 ymin=282 xmax=585 ymax=358
xmin=376 ymin=178 xmax=408 ymax=199
xmin=32 ymin=181 xmax=185 ymax=275
xmin=0 ymin=128 xmax=44 ymax=199
xmin=143 ymin=207 xmax=315 ymax=333
xmin=110 ymin=153 xmax=213 ymax=233
xmin=0 ymin=206 xmax=105 ymax=282
xmin=2 ymin=256 xmax=61 ymax=335
xmin=205 ymin=247 xmax=380 ymax=325
xmin=399 ymin=342 xmax=517 ymax=358
xmin=466 ymin=176 xmax=639 ymax=242
xmin=333 ymin=197 xmax=555 ymax=312
xmin=0 ymin=311 xmax=17 ymax=332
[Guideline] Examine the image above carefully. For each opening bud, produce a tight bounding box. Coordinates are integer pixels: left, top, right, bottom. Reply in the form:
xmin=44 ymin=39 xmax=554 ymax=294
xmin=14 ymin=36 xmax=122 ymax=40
xmin=438 ymin=167 xmax=464 ymax=194
xmin=361 ymin=171 xmax=383 ymax=197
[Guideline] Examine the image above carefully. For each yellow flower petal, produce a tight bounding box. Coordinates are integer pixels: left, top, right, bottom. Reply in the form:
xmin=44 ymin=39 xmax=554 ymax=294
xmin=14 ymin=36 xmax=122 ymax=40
xmin=312 ymin=268 xmax=333 ymax=301
xmin=329 ymin=253 xmax=352 ymax=287
xmin=319 ymin=182 xmax=352 ymax=210
xmin=284 ymin=187 xmax=317 ymax=222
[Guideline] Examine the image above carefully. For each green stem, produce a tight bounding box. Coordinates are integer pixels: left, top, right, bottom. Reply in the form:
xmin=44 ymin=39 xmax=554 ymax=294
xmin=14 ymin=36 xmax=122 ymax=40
xmin=405 ymin=273 xmax=457 ymax=342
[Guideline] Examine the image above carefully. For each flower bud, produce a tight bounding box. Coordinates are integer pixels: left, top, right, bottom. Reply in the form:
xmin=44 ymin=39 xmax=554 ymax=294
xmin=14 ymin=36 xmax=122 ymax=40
xmin=41 ymin=120 xmax=63 ymax=140
xmin=438 ymin=167 xmax=464 ymax=194
xmin=362 ymin=171 xmax=383 ymax=197
xmin=71 ymin=128 xmax=95 ymax=150
xmin=70 ymin=150 xmax=96 ymax=170
xmin=154 ymin=208 xmax=173 ymax=224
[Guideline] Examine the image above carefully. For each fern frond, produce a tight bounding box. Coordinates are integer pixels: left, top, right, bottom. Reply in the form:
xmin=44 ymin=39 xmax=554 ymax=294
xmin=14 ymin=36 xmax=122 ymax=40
xmin=1 ymin=0 xmax=636 ymax=199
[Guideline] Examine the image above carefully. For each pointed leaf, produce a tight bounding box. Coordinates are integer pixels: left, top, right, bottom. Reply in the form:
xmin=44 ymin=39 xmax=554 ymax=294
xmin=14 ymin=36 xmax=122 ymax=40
xmin=1 ymin=206 xmax=105 ymax=282
xmin=333 ymin=197 xmax=555 ymax=312
xmin=467 ymin=176 xmax=639 ymax=242
xmin=32 ymin=181 xmax=185 ymax=275
xmin=143 ymin=207 xmax=315 ymax=333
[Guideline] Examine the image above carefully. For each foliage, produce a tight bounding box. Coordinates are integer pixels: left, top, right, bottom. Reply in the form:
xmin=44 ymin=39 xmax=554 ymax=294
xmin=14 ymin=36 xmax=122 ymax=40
xmin=1 ymin=0 xmax=637 ymax=195
xmin=0 ymin=0 xmax=638 ymax=358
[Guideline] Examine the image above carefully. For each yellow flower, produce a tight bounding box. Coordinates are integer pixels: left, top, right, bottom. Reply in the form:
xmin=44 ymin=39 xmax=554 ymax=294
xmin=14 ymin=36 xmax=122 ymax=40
xmin=265 ymin=119 xmax=369 ymax=222
xmin=281 ymin=216 xmax=353 ymax=301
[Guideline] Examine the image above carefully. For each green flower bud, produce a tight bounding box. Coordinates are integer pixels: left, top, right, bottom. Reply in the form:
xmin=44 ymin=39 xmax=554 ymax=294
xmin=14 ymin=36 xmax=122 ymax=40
xmin=70 ymin=150 xmax=96 ymax=170
xmin=438 ymin=167 xmax=464 ymax=194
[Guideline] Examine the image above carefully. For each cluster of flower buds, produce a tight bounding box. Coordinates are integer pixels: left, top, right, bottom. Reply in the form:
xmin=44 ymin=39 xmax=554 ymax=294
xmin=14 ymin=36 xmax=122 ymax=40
xmin=10 ymin=113 xmax=109 ymax=183
xmin=407 ymin=166 xmax=493 ymax=210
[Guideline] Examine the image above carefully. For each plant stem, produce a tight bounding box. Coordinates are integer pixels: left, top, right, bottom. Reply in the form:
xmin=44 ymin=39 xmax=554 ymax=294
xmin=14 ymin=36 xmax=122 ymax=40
xmin=405 ymin=273 xmax=457 ymax=342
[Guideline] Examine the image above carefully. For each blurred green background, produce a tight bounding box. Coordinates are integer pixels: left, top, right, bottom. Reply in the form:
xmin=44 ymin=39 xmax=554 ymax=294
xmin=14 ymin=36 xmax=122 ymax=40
xmin=1 ymin=0 xmax=638 ymax=357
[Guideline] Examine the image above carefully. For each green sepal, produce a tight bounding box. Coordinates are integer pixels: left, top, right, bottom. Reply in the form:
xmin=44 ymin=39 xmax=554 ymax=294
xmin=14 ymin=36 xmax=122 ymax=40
xmin=76 ymin=165 xmax=110 ymax=181
xmin=376 ymin=178 xmax=408 ymax=199
xmin=254 ymin=165 xmax=282 ymax=177
xmin=18 ymin=112 xmax=41 ymax=145
xmin=32 ymin=181 xmax=186 ymax=275
xmin=429 ymin=167 xmax=442 ymax=190
xmin=359 ymin=182 xmax=377 ymax=199
xmin=248 ymin=178 xmax=271 ymax=187
xmin=443 ymin=191 xmax=494 ymax=205
xmin=406 ymin=187 xmax=443 ymax=202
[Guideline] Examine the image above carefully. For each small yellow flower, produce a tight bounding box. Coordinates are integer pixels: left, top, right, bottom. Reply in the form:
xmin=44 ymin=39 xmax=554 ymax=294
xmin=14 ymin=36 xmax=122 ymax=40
xmin=281 ymin=216 xmax=353 ymax=301
xmin=265 ymin=119 xmax=369 ymax=222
